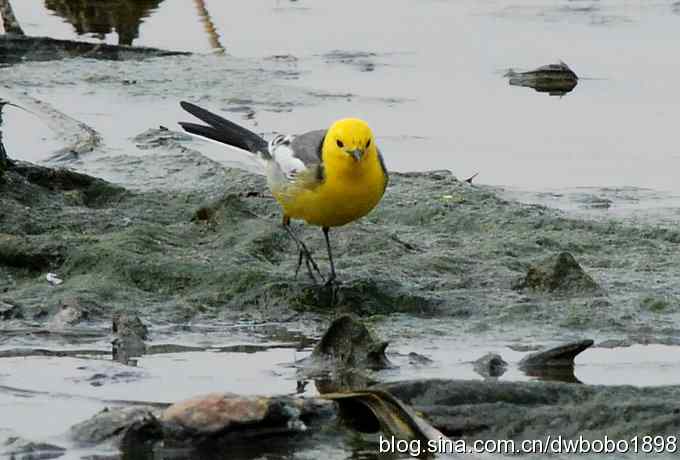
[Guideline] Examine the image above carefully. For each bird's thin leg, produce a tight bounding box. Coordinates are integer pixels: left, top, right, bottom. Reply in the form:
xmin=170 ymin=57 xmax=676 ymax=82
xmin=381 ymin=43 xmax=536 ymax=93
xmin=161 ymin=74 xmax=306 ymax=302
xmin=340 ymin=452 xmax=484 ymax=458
xmin=284 ymin=223 xmax=317 ymax=281
xmin=294 ymin=250 xmax=304 ymax=278
xmin=282 ymin=217 xmax=324 ymax=283
xmin=322 ymin=226 xmax=337 ymax=285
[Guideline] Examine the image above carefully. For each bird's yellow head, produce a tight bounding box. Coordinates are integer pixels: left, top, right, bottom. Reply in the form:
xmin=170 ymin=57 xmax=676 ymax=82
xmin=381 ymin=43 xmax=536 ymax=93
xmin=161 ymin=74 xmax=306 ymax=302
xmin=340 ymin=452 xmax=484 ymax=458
xmin=322 ymin=118 xmax=375 ymax=164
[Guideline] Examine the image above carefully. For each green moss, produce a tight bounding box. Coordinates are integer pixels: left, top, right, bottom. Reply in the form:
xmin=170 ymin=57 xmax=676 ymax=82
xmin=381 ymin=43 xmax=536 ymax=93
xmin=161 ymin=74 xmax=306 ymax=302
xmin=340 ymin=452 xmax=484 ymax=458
xmin=641 ymin=297 xmax=672 ymax=313
xmin=4 ymin=161 xmax=680 ymax=333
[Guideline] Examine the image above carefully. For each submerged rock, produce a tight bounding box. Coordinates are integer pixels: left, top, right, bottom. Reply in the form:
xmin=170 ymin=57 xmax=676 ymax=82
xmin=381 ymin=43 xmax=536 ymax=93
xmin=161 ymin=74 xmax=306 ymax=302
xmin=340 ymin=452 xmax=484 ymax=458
xmin=472 ymin=353 xmax=508 ymax=379
xmin=505 ymin=61 xmax=578 ymax=96
xmin=514 ymin=252 xmax=602 ymax=295
xmin=519 ymin=339 xmax=594 ymax=369
xmin=519 ymin=339 xmax=594 ymax=382
xmin=67 ymin=394 xmax=334 ymax=452
xmin=0 ymin=433 xmax=65 ymax=460
xmin=61 ymin=377 xmax=680 ymax=456
xmin=112 ymin=312 xmax=148 ymax=365
xmin=70 ymin=406 xmax=161 ymax=446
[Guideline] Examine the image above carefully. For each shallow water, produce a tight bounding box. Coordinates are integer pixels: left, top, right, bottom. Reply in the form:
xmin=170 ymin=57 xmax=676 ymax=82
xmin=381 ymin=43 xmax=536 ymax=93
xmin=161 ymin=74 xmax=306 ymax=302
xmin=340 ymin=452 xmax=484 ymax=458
xmin=4 ymin=0 xmax=680 ymax=201
xmin=2 ymin=319 xmax=680 ymax=458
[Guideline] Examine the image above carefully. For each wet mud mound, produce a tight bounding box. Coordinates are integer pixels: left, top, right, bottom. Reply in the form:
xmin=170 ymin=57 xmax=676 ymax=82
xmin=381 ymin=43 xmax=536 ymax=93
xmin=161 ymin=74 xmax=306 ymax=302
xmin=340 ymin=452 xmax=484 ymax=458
xmin=1 ymin=161 xmax=680 ymax=336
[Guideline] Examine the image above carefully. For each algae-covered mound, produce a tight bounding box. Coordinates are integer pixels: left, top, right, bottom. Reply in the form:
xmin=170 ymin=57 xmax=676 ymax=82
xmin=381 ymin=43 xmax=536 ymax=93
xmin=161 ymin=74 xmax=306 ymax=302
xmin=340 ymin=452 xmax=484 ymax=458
xmin=2 ymin=159 xmax=680 ymax=332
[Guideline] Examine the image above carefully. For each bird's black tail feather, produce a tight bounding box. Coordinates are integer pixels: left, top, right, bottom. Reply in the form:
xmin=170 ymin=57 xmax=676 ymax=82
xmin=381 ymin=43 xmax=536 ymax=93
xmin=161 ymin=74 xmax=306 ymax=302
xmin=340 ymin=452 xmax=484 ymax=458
xmin=179 ymin=101 xmax=270 ymax=158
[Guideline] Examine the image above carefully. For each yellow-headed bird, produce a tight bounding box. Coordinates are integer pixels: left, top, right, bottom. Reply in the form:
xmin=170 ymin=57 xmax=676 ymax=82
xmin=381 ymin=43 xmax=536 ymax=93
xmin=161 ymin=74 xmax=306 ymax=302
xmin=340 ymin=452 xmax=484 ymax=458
xmin=179 ymin=101 xmax=388 ymax=285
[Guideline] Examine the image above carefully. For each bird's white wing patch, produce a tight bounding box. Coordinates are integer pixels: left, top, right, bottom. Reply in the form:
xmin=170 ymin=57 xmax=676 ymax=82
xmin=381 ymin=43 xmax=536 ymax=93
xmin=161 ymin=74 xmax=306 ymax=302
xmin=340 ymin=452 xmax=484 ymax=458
xmin=269 ymin=134 xmax=306 ymax=181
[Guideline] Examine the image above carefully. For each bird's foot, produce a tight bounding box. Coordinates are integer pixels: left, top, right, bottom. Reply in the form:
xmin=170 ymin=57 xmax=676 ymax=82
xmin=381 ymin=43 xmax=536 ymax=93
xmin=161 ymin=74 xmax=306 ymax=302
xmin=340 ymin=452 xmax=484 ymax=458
xmin=317 ymin=273 xmax=341 ymax=307
xmin=324 ymin=272 xmax=340 ymax=288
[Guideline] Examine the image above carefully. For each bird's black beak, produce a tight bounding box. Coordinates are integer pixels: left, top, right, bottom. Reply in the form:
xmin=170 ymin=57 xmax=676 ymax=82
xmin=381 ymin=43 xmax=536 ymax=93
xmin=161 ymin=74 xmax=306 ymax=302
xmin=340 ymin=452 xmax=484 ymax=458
xmin=349 ymin=149 xmax=363 ymax=161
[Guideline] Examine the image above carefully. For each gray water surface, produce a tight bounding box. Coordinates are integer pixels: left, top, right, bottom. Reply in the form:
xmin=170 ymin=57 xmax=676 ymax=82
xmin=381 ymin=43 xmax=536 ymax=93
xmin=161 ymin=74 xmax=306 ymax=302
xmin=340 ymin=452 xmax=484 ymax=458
xmin=5 ymin=0 xmax=680 ymax=197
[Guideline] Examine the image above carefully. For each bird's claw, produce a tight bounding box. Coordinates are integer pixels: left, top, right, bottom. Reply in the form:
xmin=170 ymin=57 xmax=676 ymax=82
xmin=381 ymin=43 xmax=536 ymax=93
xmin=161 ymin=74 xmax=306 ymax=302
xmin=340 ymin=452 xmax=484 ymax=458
xmin=324 ymin=273 xmax=340 ymax=288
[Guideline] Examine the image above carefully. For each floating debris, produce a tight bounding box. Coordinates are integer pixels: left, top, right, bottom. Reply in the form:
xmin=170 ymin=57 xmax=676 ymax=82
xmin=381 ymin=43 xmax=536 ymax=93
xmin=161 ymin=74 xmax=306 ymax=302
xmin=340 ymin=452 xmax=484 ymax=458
xmin=505 ymin=61 xmax=579 ymax=96
xmin=464 ymin=172 xmax=479 ymax=184
xmin=322 ymin=389 xmax=446 ymax=444
xmin=46 ymin=272 xmax=63 ymax=286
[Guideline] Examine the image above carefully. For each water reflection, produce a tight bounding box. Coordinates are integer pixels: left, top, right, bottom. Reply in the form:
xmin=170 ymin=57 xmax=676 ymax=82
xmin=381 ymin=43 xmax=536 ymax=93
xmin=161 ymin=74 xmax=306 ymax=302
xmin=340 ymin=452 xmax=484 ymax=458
xmin=43 ymin=0 xmax=163 ymax=45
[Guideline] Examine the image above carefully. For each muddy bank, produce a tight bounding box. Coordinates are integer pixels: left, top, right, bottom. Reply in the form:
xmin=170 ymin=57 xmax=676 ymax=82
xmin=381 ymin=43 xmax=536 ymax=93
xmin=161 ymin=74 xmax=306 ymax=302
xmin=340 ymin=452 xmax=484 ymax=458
xmin=1 ymin=152 xmax=680 ymax=337
xmin=0 ymin=34 xmax=188 ymax=65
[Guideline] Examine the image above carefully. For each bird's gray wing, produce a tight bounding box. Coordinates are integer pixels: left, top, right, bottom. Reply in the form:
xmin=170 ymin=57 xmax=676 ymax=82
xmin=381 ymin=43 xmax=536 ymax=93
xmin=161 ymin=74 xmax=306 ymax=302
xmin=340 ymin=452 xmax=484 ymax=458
xmin=268 ymin=129 xmax=326 ymax=186
xmin=289 ymin=129 xmax=326 ymax=167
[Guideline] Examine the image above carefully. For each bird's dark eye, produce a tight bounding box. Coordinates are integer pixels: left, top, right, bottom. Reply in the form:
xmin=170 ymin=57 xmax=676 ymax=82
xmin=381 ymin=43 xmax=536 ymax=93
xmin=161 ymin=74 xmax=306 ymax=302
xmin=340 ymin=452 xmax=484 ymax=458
xmin=366 ymin=139 xmax=371 ymax=148
xmin=336 ymin=139 xmax=344 ymax=148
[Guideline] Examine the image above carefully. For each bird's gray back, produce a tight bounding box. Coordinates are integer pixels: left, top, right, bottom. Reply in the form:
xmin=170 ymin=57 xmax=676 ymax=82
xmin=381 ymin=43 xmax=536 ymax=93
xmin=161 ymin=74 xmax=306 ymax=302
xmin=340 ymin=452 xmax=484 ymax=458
xmin=290 ymin=129 xmax=326 ymax=167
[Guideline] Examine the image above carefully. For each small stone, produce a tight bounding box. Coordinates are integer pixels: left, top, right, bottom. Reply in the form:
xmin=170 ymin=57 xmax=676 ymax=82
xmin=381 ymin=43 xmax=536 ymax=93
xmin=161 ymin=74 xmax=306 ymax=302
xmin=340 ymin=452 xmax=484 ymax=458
xmin=48 ymin=297 xmax=93 ymax=328
xmin=513 ymin=252 xmax=602 ymax=295
xmin=310 ymin=315 xmax=391 ymax=370
xmin=0 ymin=300 xmax=23 ymax=320
xmin=161 ymin=393 xmax=269 ymax=434
xmin=596 ymin=339 xmax=633 ymax=349
xmin=519 ymin=339 xmax=594 ymax=370
xmin=69 ymin=406 xmax=160 ymax=446
xmin=113 ymin=312 xmax=149 ymax=340
xmin=112 ymin=312 xmax=148 ymax=364
xmin=473 ymin=353 xmax=508 ymax=378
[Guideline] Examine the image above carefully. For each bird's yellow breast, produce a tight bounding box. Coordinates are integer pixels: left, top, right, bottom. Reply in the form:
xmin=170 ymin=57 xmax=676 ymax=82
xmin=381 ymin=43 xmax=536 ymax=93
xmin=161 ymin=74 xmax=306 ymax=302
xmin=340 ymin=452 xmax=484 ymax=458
xmin=274 ymin=148 xmax=386 ymax=227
